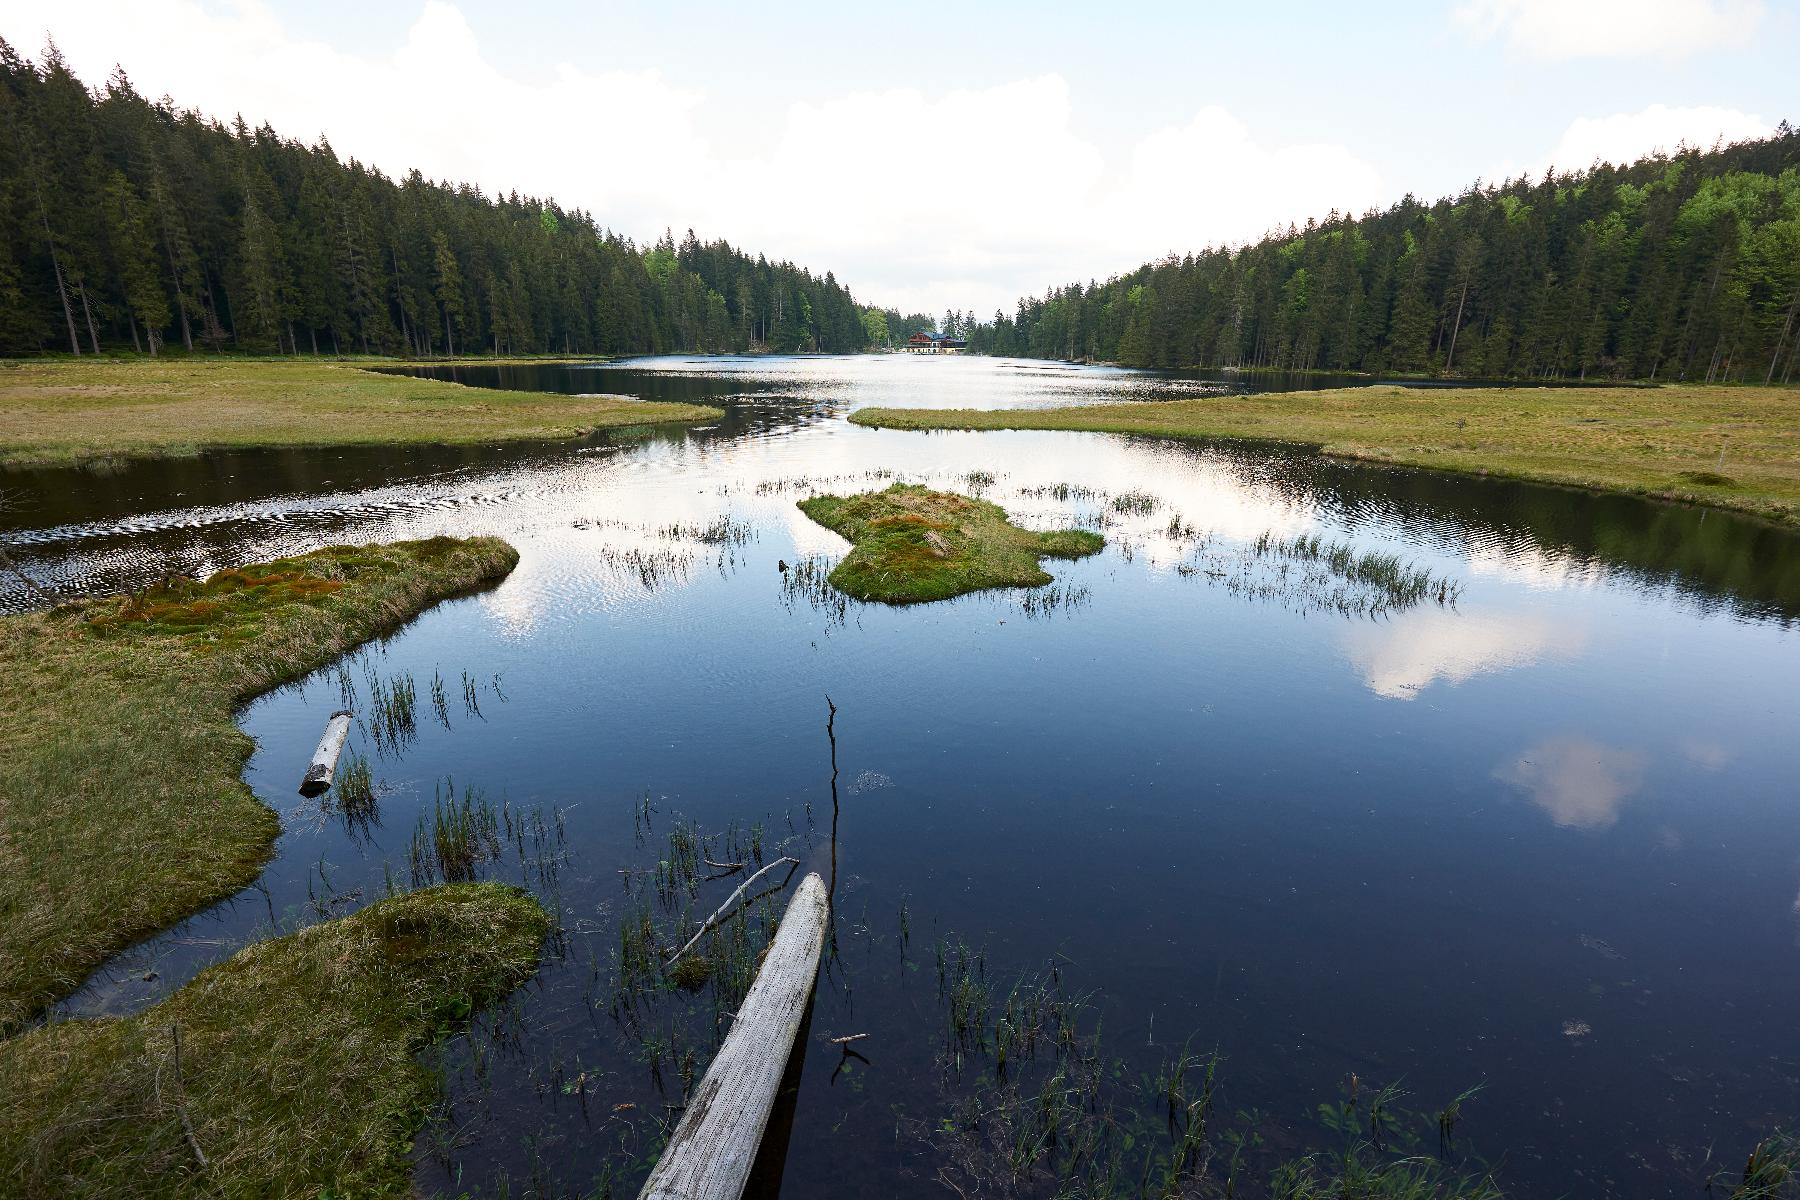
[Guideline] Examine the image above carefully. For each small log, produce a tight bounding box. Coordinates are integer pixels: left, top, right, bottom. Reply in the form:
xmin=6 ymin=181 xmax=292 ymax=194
xmin=638 ymin=872 xmax=828 ymax=1200
xmin=298 ymin=711 xmax=353 ymax=797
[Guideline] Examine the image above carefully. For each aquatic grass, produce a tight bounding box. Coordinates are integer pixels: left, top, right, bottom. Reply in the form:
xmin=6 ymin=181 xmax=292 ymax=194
xmin=1730 ymin=1133 xmax=1800 ymax=1199
xmin=797 ymin=483 xmax=1104 ymax=604
xmin=1175 ymin=530 xmax=1465 ymax=618
xmin=1252 ymin=532 xmax=1462 ymax=606
xmin=1017 ymin=482 xmax=1100 ymax=503
xmin=331 ymin=749 xmax=380 ymax=839
xmin=1014 ymin=581 xmax=1091 ymax=619
xmin=363 ymin=667 xmax=419 ymax=755
xmin=429 ymin=670 xmax=452 ymax=729
xmin=0 ymin=883 xmax=550 ymax=1198
xmin=1111 ymin=489 xmax=1160 ymax=516
xmin=595 ymin=544 xmax=693 ymax=590
xmin=0 ymin=536 xmax=520 ymax=1035
xmin=656 ymin=515 xmax=756 ymax=546
xmin=780 ymin=552 xmax=853 ymax=624
xmin=917 ymin=942 xmax=1506 ymax=1200
xmin=409 ymin=779 xmax=504 ymax=887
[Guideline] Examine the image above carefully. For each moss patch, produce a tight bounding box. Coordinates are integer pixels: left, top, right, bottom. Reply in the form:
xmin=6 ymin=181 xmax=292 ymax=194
xmin=0 ymin=357 xmax=722 ymax=467
xmin=0 ymin=537 xmax=520 ymax=1035
xmin=0 ymin=883 xmax=550 ymax=1198
xmin=850 ymin=384 xmax=1800 ymax=529
xmin=798 ymin=483 xmax=1104 ymax=604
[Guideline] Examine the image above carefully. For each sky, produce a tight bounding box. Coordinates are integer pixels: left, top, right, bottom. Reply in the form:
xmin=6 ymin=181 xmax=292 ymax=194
xmin=3 ymin=0 xmax=1794 ymax=317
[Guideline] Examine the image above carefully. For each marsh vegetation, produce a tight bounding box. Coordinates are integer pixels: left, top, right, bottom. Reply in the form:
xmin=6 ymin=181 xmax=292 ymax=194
xmin=0 ymin=536 xmax=521 ymax=1035
xmin=798 ymin=483 xmax=1104 ymax=603
xmin=852 ymin=383 xmax=1800 ymax=528
xmin=0 ymin=360 xmax=726 ymax=468
xmin=0 ymin=884 xmax=550 ymax=1198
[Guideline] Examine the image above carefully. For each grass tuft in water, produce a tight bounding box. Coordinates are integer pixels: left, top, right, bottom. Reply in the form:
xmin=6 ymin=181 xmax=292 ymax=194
xmin=409 ymin=779 xmax=503 ymax=887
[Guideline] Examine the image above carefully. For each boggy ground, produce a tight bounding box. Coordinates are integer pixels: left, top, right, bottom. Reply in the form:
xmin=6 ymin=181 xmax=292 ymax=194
xmin=0 ymin=883 xmax=549 ymax=1198
xmin=798 ymin=482 xmax=1104 ymax=603
xmin=0 ymin=536 xmax=521 ymax=1034
xmin=0 ymin=357 xmax=723 ymax=467
xmin=850 ymin=384 xmax=1800 ymax=528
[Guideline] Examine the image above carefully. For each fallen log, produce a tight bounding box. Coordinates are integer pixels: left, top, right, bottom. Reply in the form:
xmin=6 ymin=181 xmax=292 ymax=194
xmin=298 ymin=711 xmax=353 ymax=797
xmin=638 ymin=871 xmax=828 ymax=1200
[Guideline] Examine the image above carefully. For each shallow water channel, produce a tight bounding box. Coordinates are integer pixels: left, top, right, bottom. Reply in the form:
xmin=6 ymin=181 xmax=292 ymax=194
xmin=7 ymin=355 xmax=1800 ymax=1196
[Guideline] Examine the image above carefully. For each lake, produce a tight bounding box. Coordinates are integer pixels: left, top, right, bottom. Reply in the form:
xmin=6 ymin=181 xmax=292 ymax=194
xmin=6 ymin=355 xmax=1799 ymax=1197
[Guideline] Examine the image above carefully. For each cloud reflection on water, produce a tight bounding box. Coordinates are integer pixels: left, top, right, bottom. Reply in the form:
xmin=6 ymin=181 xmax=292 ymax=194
xmin=1341 ymin=607 xmax=1586 ymax=700
xmin=1495 ymin=735 xmax=1647 ymax=830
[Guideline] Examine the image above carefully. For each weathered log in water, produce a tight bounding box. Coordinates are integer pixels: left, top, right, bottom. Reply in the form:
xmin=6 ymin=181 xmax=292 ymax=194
xmin=638 ymin=871 xmax=829 ymax=1200
xmin=298 ymin=711 xmax=353 ymax=797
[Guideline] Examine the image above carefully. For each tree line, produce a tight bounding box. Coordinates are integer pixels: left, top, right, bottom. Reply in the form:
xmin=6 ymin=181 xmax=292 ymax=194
xmin=965 ymin=127 xmax=1800 ymax=384
xmin=0 ymin=39 xmax=876 ymax=358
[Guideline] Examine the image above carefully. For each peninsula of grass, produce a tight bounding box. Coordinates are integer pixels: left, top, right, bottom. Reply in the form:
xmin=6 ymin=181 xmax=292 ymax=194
xmin=798 ymin=482 xmax=1104 ymax=603
xmin=0 ymin=882 xmax=549 ymax=1198
xmin=0 ymin=357 xmax=723 ymax=468
xmin=0 ymin=536 xmax=520 ymax=1035
xmin=851 ymin=384 xmax=1800 ymax=528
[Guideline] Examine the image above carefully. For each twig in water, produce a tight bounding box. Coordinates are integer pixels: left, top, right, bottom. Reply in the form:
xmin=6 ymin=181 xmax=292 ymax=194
xmin=664 ymin=856 xmax=800 ymax=967
xmin=829 ymin=1032 xmax=869 ymax=1044
xmin=703 ymin=857 xmax=745 ymax=872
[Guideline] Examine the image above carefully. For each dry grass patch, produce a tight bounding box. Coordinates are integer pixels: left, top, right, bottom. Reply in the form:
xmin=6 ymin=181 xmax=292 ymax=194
xmin=851 ymin=384 xmax=1800 ymax=527
xmin=0 ymin=357 xmax=722 ymax=467
xmin=798 ymin=483 xmax=1103 ymax=603
xmin=0 ymin=536 xmax=520 ymax=1034
xmin=0 ymin=883 xmax=549 ymax=1198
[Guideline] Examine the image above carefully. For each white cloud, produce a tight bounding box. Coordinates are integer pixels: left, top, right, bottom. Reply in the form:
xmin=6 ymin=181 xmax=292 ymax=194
xmin=1110 ymin=106 xmax=1386 ymax=258
xmin=1489 ymin=103 xmax=1771 ymax=183
xmin=1454 ymin=0 xmax=1764 ymax=60
xmin=1 ymin=1 xmax=1387 ymax=317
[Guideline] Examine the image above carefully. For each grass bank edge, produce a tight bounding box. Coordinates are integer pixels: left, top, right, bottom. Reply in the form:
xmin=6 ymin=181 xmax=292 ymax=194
xmin=848 ymin=383 xmax=1800 ymax=530
xmin=0 ymin=882 xmax=551 ymax=1198
xmin=0 ymin=535 xmax=521 ymax=1035
xmin=0 ymin=358 xmax=723 ymax=468
xmin=798 ymin=482 xmax=1104 ymax=603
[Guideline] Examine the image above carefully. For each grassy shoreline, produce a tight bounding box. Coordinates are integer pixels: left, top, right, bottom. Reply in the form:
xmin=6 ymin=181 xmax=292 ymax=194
xmin=0 ymin=536 xmax=521 ymax=1035
xmin=0 ymin=358 xmax=723 ymax=468
xmin=0 ymin=883 xmax=550 ymax=1197
xmin=798 ymin=483 xmax=1104 ymax=603
xmin=850 ymin=384 xmax=1800 ymax=529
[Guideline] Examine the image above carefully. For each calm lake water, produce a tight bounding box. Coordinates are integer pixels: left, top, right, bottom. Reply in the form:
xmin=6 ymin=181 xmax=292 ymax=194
xmin=6 ymin=355 xmax=1800 ymax=1197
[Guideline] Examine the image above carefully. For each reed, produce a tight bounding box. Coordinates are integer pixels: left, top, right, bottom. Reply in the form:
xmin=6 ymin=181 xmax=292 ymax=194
xmin=409 ymin=779 xmax=503 ymax=887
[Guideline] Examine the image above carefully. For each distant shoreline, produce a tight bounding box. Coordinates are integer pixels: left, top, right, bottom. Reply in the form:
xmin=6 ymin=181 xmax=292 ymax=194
xmin=851 ymin=382 xmax=1800 ymax=530
xmin=0 ymin=357 xmax=724 ymax=469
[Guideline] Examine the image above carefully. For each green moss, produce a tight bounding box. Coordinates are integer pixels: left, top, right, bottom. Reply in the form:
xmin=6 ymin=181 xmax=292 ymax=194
xmin=798 ymin=483 xmax=1104 ymax=604
xmin=0 ymin=537 xmax=521 ymax=1035
xmin=0 ymin=884 xmax=550 ymax=1198
xmin=669 ymin=955 xmax=713 ymax=992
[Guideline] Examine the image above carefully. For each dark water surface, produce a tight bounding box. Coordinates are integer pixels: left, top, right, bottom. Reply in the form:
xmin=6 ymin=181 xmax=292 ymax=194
xmin=7 ymin=356 xmax=1799 ymax=1197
